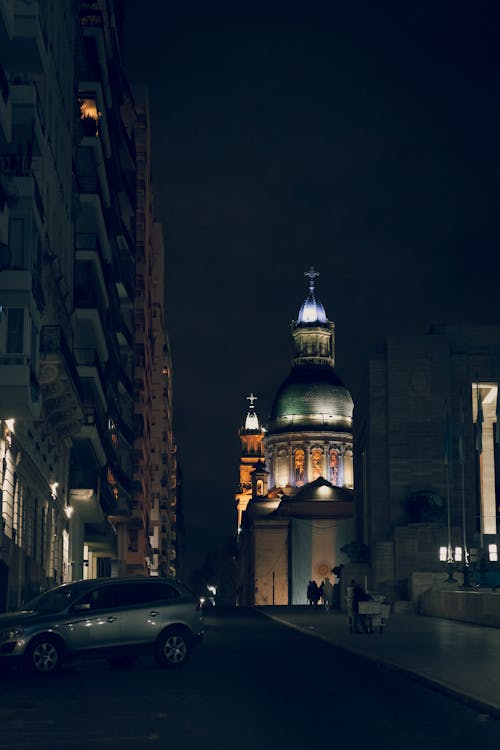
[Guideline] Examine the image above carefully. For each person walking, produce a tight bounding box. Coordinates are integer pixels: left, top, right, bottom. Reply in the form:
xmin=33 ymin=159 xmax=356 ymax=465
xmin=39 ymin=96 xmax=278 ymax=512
xmin=321 ymin=577 xmax=333 ymax=611
xmin=351 ymin=581 xmax=371 ymax=633
xmin=307 ymin=580 xmax=320 ymax=607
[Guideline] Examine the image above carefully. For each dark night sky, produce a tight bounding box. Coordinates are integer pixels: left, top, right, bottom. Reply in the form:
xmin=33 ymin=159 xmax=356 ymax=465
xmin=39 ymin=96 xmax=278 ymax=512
xmin=122 ymin=1 xmax=500 ymax=575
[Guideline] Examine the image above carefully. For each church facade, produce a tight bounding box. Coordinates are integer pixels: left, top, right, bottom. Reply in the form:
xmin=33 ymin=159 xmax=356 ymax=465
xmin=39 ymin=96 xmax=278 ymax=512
xmin=237 ymin=270 xmax=356 ymax=606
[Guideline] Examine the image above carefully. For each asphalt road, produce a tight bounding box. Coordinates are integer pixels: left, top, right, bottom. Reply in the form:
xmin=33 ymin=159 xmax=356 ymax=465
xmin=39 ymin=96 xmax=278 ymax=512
xmin=1 ymin=608 xmax=499 ymax=749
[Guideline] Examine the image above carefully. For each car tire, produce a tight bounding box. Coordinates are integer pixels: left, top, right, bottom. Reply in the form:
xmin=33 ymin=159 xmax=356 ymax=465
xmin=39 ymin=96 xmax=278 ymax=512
xmin=24 ymin=635 xmax=63 ymax=675
xmin=155 ymin=627 xmax=191 ymax=669
xmin=107 ymin=655 xmax=137 ymax=669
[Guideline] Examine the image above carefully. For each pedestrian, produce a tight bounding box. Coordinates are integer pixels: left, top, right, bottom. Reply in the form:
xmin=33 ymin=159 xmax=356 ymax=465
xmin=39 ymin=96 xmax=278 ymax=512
xmin=321 ymin=577 xmax=333 ymax=611
xmin=307 ymin=580 xmax=315 ymax=606
xmin=307 ymin=580 xmax=320 ymax=607
xmin=351 ymin=581 xmax=371 ymax=633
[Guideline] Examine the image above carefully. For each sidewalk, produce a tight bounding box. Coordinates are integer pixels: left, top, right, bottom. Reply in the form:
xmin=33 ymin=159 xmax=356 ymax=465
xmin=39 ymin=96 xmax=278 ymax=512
xmin=258 ymin=606 xmax=500 ymax=718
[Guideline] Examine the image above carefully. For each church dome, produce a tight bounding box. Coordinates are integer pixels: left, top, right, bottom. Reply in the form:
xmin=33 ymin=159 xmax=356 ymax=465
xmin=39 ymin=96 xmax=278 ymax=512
xmin=268 ymin=363 xmax=353 ymax=433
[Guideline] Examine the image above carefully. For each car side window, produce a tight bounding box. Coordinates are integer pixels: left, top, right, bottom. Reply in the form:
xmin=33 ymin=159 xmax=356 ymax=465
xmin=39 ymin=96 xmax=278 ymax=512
xmin=145 ymin=582 xmax=180 ymax=602
xmin=72 ymin=586 xmax=116 ymax=612
xmin=110 ymin=581 xmax=181 ymax=607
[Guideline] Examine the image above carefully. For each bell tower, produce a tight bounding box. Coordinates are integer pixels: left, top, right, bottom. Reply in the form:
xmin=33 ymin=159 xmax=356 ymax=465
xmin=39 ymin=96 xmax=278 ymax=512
xmin=235 ymin=394 xmax=266 ymax=530
xmin=291 ymin=266 xmax=335 ymax=367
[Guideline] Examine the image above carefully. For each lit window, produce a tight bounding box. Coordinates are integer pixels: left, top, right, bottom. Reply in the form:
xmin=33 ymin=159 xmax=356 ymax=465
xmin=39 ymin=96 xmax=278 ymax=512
xmin=79 ymin=97 xmax=101 ymax=136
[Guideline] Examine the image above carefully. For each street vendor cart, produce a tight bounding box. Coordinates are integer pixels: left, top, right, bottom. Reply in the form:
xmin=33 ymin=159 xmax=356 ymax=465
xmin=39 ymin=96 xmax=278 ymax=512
xmin=358 ymin=598 xmax=391 ymax=633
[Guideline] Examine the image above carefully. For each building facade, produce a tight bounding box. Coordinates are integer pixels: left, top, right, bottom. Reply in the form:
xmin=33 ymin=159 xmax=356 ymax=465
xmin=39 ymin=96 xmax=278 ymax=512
xmin=354 ymin=325 xmax=500 ymax=604
xmin=237 ymin=269 xmax=355 ymax=605
xmin=0 ymin=0 xmax=176 ymax=610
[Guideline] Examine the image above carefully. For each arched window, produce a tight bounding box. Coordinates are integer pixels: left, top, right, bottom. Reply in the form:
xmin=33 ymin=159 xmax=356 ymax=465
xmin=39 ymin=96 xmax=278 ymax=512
xmin=256 ymin=479 xmax=264 ymax=496
xmin=294 ymin=449 xmax=305 ymax=486
xmin=330 ymin=449 xmax=339 ymax=485
xmin=311 ymin=448 xmax=323 ymax=480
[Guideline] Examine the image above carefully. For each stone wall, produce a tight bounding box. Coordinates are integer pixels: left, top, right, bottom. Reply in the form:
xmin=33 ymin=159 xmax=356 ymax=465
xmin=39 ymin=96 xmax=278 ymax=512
xmin=420 ymin=587 xmax=500 ymax=627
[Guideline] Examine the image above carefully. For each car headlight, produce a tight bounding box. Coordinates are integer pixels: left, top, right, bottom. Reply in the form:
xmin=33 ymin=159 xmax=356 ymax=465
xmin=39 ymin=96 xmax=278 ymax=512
xmin=0 ymin=626 xmax=24 ymax=640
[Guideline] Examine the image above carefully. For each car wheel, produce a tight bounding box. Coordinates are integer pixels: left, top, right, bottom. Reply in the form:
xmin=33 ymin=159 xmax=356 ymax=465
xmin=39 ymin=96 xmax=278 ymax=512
xmin=107 ymin=656 xmax=137 ymax=669
xmin=24 ymin=635 xmax=63 ymax=675
xmin=155 ymin=628 xmax=191 ymax=669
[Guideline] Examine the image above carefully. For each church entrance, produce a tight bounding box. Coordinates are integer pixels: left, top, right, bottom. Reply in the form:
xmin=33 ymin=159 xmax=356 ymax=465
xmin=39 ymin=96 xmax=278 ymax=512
xmin=289 ymin=518 xmax=354 ymax=604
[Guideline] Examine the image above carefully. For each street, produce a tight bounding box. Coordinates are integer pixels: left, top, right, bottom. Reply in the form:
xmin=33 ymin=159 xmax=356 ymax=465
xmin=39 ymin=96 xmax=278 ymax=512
xmin=1 ymin=608 xmax=499 ymax=749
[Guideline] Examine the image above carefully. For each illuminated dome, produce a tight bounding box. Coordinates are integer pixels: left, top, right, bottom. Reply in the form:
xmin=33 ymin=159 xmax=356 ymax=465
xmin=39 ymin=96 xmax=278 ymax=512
xmin=268 ymin=364 xmax=353 ymax=434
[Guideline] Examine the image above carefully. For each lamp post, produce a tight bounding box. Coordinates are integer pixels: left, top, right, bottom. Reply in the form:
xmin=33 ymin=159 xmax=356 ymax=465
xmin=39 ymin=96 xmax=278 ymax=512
xmin=439 ymin=546 xmax=456 ymax=583
xmin=439 ymin=545 xmax=473 ymax=587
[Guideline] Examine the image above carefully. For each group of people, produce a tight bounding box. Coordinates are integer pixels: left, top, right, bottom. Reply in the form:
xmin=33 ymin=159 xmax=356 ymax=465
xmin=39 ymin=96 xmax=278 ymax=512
xmin=306 ymin=578 xmax=334 ymax=610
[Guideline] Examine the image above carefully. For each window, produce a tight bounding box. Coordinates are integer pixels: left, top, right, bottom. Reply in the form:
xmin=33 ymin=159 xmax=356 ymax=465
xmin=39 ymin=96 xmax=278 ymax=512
xmin=128 ymin=529 xmax=138 ymax=552
xmin=8 ymin=218 xmax=25 ymax=268
xmin=96 ymin=557 xmax=111 ymax=578
xmin=330 ymin=450 xmax=339 ymax=485
xmin=311 ymin=448 xmax=323 ymax=481
xmin=6 ymin=308 xmax=24 ymax=354
xmin=110 ymin=581 xmax=179 ymax=607
xmin=74 ymin=585 xmax=116 ymax=611
xmin=294 ymin=449 xmax=305 ymax=485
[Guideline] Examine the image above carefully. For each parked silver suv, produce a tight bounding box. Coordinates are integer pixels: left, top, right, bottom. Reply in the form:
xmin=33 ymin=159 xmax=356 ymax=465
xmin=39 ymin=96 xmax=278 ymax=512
xmin=0 ymin=577 xmax=204 ymax=675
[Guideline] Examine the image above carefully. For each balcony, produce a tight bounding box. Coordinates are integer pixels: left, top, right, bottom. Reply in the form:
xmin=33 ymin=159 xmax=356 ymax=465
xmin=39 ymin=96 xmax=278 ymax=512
xmin=0 ymin=355 xmax=40 ymax=420
xmin=69 ymin=485 xmax=103 ymax=526
xmin=79 ymin=404 xmax=107 ymax=467
xmin=10 ymin=0 xmax=48 ymax=74
xmin=76 ymin=180 xmax=112 ymax=264
xmin=0 ymin=166 xmax=44 ymax=232
xmin=0 ymin=268 xmax=42 ymax=318
xmin=69 ymin=440 xmax=105 ymax=524
xmin=84 ymin=520 xmax=117 ymax=556
xmin=79 ymin=135 xmax=110 ymax=205
xmin=74 ymin=346 xmax=107 ymax=411
xmin=10 ymin=81 xmax=45 ymax=156
xmin=39 ymin=326 xmax=83 ymax=440
xmin=109 ymin=304 xmax=133 ymax=349
xmin=74 ymin=289 xmax=108 ymax=365
xmin=75 ymin=237 xmax=109 ymax=309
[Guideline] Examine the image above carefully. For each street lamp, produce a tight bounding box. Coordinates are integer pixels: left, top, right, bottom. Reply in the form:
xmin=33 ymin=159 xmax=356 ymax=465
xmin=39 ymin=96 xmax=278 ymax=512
xmin=439 ymin=545 xmax=472 ymax=586
xmin=439 ymin=546 xmax=457 ymax=583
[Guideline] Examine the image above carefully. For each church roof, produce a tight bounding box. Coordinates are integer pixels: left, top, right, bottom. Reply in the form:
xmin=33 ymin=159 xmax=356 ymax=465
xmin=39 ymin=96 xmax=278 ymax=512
xmin=297 ymin=290 xmax=327 ymax=325
xmin=268 ymin=363 xmax=353 ymax=433
xmin=243 ymin=477 xmax=354 ymax=525
xmin=284 ymin=476 xmax=353 ymax=503
xmin=297 ymin=265 xmax=327 ymax=325
xmin=274 ymin=477 xmax=354 ymax=519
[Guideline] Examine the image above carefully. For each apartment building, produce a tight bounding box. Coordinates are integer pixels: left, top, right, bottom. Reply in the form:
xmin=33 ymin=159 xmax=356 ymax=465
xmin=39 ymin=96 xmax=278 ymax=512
xmin=0 ymin=0 xmax=177 ymax=610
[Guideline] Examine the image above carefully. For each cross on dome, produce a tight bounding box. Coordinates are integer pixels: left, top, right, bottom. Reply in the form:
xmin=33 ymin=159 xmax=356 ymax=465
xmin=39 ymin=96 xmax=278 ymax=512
xmin=247 ymin=393 xmax=257 ymax=408
xmin=304 ymin=266 xmax=319 ymax=292
xmin=298 ymin=267 xmax=327 ymax=324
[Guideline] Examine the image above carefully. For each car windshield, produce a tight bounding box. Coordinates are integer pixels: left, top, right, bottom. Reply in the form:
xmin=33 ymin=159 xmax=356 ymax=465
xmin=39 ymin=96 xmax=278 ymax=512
xmin=24 ymin=586 xmax=82 ymax=613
